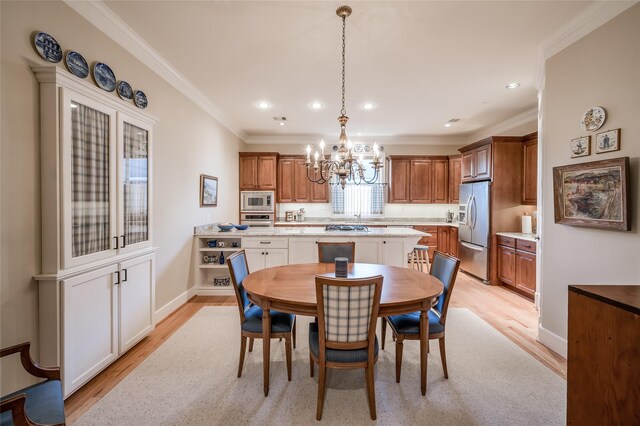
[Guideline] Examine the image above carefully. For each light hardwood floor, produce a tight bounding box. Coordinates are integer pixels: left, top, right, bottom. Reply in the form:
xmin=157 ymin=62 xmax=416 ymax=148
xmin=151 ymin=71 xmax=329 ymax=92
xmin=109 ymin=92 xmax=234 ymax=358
xmin=64 ymin=274 xmax=566 ymax=423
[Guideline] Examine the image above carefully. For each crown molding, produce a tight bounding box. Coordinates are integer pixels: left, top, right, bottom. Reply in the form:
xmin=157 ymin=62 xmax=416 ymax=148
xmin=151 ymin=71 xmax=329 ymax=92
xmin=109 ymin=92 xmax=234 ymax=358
xmin=466 ymin=107 xmax=538 ymax=143
xmin=244 ymin=133 xmax=468 ymax=146
xmin=64 ymin=0 xmax=246 ymax=140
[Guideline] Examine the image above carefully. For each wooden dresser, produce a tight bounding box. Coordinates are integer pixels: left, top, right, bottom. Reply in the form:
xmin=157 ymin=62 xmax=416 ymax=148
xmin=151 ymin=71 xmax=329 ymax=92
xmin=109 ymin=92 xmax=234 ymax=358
xmin=567 ymin=285 xmax=640 ymax=425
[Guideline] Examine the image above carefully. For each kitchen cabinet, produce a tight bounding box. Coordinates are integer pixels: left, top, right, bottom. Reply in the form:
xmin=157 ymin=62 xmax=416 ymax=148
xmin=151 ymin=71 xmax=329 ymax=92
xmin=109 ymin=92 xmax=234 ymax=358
xmin=239 ymin=152 xmax=278 ymax=190
xmin=413 ymin=225 xmax=438 ymax=261
xmin=388 ymin=156 xmax=449 ymax=204
xmin=448 ymin=156 xmax=462 ymax=204
xmin=460 ymin=141 xmax=492 ymax=182
xmin=277 ymin=156 xmax=329 ymax=203
xmin=288 ymin=237 xmax=319 ymax=264
xmin=522 ymin=132 xmax=538 ymax=205
xmin=497 ymin=235 xmax=535 ymax=299
xmin=382 ymin=239 xmax=406 ymax=267
xmin=243 ymin=237 xmax=289 ymax=272
xmin=352 ymin=237 xmax=383 ymax=264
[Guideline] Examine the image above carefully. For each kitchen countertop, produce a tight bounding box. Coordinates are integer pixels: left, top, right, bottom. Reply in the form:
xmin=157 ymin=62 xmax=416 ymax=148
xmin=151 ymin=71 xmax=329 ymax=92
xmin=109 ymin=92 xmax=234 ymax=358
xmin=194 ymin=225 xmax=430 ymax=238
xmin=274 ymin=218 xmax=458 ymax=227
xmin=495 ymin=232 xmax=538 ymax=242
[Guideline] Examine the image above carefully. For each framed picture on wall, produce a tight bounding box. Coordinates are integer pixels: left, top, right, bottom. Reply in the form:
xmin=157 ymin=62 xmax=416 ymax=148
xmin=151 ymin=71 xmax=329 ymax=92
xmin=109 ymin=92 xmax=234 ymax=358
xmin=553 ymin=157 xmax=630 ymax=231
xmin=595 ymin=129 xmax=620 ymax=154
xmin=570 ymin=136 xmax=590 ymax=158
xmin=200 ymin=174 xmax=218 ymax=207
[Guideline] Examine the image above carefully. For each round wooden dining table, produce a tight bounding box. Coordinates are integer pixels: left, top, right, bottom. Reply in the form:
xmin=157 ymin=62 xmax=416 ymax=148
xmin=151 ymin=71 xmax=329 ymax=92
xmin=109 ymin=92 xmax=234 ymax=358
xmin=242 ymin=262 xmax=444 ymax=397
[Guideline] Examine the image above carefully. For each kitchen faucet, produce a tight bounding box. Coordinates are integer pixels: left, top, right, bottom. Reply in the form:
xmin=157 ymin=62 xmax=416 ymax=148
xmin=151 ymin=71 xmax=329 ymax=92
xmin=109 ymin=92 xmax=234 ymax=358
xmin=354 ymin=213 xmax=362 ymax=221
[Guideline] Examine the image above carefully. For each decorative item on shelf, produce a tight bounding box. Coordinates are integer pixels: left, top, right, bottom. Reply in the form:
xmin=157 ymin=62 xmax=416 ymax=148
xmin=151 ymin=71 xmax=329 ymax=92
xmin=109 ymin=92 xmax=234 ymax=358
xmin=213 ymin=277 xmax=231 ymax=286
xmin=595 ymin=129 xmax=620 ymax=154
xmin=570 ymin=136 xmax=591 ymax=158
xmin=553 ymin=157 xmax=630 ymax=231
xmin=32 ymin=32 xmax=63 ymax=63
xmin=231 ymin=242 xmax=239 ymax=248
xmin=133 ymin=89 xmax=148 ymax=109
xmin=218 ymin=241 xmax=227 ymax=248
xmin=217 ymin=224 xmax=233 ymax=232
xmin=64 ymin=51 xmax=89 ymax=79
xmin=581 ymin=106 xmax=606 ymax=131
xmin=297 ymin=208 xmax=305 ymax=222
xmin=305 ymin=6 xmax=383 ymax=189
xmin=200 ymin=174 xmax=218 ymax=207
xmin=233 ymin=224 xmax=248 ymax=230
xmin=207 ymin=240 xmax=217 ymax=248
xmin=92 ymin=62 xmax=117 ymax=92
xmin=117 ymin=80 xmax=133 ymax=101
xmin=335 ymin=257 xmax=348 ymax=278
xmin=203 ymin=255 xmax=218 ymax=264
xmin=285 ymin=210 xmax=295 ymax=222
xmin=219 ymin=252 xmax=225 ymax=264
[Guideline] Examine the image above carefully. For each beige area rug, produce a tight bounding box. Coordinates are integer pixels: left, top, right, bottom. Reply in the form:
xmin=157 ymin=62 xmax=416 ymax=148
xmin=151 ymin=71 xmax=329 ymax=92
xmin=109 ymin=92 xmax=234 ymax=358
xmin=76 ymin=307 xmax=565 ymax=425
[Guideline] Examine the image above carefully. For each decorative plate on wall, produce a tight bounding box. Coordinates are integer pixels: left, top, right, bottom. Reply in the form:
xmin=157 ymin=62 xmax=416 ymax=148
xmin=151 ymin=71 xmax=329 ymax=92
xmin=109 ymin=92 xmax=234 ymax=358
xmin=64 ymin=51 xmax=89 ymax=79
xmin=353 ymin=143 xmax=363 ymax=153
xmin=133 ymin=90 xmax=148 ymax=109
xmin=117 ymin=81 xmax=133 ymax=100
xmin=581 ymin=106 xmax=606 ymax=131
xmin=92 ymin=62 xmax=117 ymax=92
xmin=33 ymin=32 xmax=63 ymax=63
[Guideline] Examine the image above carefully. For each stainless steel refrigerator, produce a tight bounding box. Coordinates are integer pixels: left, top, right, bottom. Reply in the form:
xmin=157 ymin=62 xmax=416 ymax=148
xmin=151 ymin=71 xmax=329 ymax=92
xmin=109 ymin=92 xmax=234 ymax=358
xmin=458 ymin=181 xmax=490 ymax=283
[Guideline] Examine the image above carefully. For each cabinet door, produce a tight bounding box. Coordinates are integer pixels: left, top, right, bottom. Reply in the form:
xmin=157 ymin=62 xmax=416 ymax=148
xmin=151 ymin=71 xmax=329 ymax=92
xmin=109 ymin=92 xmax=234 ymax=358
xmin=437 ymin=227 xmax=449 ymax=256
xmin=448 ymin=156 xmax=461 ymax=203
xmin=257 ymin=156 xmax=277 ymax=189
xmin=474 ymin=144 xmax=492 ymax=180
xmin=239 ymin=156 xmax=257 ymax=190
xmin=265 ymin=249 xmax=288 ymax=268
xmin=62 ymin=264 xmax=119 ymax=396
xmin=309 ymin=178 xmax=329 ymax=202
xmin=449 ymin=227 xmax=459 ymax=257
xmin=382 ymin=239 xmax=406 ymax=267
xmin=119 ymin=254 xmax=155 ymax=354
xmin=415 ymin=226 xmax=438 ymax=261
xmin=293 ymin=159 xmax=310 ymax=201
xmin=277 ymin=158 xmax=294 ymax=202
xmin=245 ymin=248 xmax=265 ymax=272
xmin=118 ymin=113 xmax=152 ymax=253
xmin=497 ymin=245 xmax=515 ymax=284
xmin=289 ymin=237 xmax=319 ymax=264
xmin=461 ymin=151 xmax=474 ymax=182
xmin=522 ymin=140 xmax=538 ymax=205
xmin=515 ymin=250 xmax=536 ymax=296
xmin=389 ymin=159 xmax=410 ymax=203
xmin=61 ymin=89 xmax=118 ymax=269
xmin=410 ymin=159 xmax=433 ymax=203
xmin=352 ymin=238 xmax=383 ymax=264
xmin=432 ymin=159 xmax=449 ymax=203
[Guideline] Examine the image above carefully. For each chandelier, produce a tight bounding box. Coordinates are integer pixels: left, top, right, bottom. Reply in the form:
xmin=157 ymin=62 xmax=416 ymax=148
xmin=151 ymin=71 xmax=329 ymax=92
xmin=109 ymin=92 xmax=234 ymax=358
xmin=306 ymin=5 xmax=383 ymax=189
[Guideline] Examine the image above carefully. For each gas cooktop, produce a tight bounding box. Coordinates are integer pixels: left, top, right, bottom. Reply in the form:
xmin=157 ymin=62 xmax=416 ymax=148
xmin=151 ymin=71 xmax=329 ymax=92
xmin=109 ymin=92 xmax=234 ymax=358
xmin=325 ymin=225 xmax=370 ymax=232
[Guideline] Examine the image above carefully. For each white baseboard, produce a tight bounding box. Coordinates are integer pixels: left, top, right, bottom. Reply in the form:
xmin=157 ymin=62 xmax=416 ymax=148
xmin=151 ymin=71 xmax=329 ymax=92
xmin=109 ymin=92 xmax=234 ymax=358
xmin=154 ymin=287 xmax=196 ymax=324
xmin=538 ymin=324 xmax=567 ymax=358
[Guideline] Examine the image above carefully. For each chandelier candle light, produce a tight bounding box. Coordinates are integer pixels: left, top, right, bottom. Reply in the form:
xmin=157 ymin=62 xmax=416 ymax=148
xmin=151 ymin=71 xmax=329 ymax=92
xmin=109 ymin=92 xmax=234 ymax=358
xmin=306 ymin=5 xmax=383 ymax=189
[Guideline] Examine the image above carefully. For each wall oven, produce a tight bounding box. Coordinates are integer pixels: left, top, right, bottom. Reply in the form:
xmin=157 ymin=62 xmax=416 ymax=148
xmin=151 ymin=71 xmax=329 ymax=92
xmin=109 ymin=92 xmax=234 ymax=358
xmin=240 ymin=213 xmax=274 ymax=227
xmin=241 ymin=191 xmax=274 ymax=213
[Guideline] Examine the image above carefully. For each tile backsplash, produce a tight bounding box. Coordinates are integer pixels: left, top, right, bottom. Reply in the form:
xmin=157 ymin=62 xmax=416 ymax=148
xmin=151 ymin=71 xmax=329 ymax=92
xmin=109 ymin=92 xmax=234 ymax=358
xmin=277 ymin=202 xmax=458 ymax=220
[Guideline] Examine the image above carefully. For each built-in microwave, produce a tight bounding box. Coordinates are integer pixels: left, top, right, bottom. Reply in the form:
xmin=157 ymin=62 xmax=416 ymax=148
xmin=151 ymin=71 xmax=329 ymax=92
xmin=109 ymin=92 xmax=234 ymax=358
xmin=241 ymin=191 xmax=275 ymax=212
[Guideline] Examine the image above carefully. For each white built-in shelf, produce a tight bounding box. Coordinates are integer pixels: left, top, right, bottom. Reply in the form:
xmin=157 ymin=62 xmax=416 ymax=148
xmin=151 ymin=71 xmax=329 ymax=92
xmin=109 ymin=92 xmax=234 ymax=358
xmin=199 ymin=248 xmax=241 ymax=252
xmin=199 ymin=264 xmax=228 ymax=269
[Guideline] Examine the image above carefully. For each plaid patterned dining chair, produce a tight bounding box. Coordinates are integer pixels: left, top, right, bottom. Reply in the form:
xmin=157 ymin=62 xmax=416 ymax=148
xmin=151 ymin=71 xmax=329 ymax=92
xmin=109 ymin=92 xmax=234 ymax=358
xmin=227 ymin=251 xmax=296 ymax=382
xmin=317 ymin=241 xmax=355 ymax=263
xmin=381 ymin=251 xmax=460 ymax=389
xmin=309 ymin=275 xmax=383 ymax=420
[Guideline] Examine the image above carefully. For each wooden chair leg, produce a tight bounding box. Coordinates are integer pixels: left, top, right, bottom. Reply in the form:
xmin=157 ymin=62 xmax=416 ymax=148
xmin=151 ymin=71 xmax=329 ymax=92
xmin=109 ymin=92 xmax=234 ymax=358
xmin=293 ymin=319 xmax=297 ymax=349
xmin=380 ymin=317 xmax=387 ymax=350
xmin=395 ymin=335 xmax=404 ymax=383
xmin=238 ymin=335 xmax=247 ymax=377
xmin=285 ymin=334 xmax=292 ymax=381
xmin=365 ymin=365 xmax=377 ymax=420
xmin=309 ymin=353 xmax=314 ymax=377
xmin=439 ymin=337 xmax=448 ymax=379
xmin=248 ymin=338 xmax=254 ymax=352
xmin=316 ymin=365 xmax=327 ymax=421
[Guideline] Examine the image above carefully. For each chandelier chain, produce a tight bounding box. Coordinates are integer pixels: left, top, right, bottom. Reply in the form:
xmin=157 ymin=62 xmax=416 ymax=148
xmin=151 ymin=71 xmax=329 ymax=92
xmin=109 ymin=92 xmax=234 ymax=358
xmin=341 ymin=15 xmax=346 ymax=117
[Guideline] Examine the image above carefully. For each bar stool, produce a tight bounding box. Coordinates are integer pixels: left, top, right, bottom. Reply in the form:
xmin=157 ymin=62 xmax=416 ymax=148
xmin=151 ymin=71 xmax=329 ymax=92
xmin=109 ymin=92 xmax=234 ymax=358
xmin=409 ymin=245 xmax=430 ymax=273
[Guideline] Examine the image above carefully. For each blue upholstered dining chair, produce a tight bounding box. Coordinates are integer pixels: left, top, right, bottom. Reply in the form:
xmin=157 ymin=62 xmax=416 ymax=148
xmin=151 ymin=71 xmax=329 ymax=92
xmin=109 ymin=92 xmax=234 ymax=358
xmin=317 ymin=241 xmax=355 ymax=263
xmin=381 ymin=251 xmax=460 ymax=385
xmin=226 ymin=250 xmax=296 ymax=381
xmin=309 ymin=274 xmax=383 ymax=421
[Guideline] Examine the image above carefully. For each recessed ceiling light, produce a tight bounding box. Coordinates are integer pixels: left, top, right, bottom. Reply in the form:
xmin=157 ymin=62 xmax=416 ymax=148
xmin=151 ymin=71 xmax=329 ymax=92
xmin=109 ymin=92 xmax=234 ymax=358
xmin=363 ymin=103 xmax=375 ymax=110
xmin=279 ymin=122 xmax=285 ymax=126
xmin=311 ymin=102 xmax=322 ymax=109
xmin=444 ymin=123 xmax=452 ymax=128
xmin=357 ymin=133 xmax=362 ymax=136
xmin=258 ymin=101 xmax=270 ymax=109
xmin=506 ymin=82 xmax=520 ymax=89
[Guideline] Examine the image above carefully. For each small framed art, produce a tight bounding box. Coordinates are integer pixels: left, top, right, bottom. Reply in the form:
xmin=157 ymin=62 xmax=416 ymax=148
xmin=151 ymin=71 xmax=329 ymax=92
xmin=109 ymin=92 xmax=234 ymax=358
xmin=595 ymin=129 xmax=620 ymax=154
xmin=570 ymin=136 xmax=590 ymax=158
xmin=200 ymin=174 xmax=218 ymax=207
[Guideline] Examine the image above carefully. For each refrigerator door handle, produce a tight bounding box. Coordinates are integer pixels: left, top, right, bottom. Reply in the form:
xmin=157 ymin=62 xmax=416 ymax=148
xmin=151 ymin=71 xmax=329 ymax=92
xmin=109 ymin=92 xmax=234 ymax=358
xmin=460 ymin=241 xmax=484 ymax=251
xmin=471 ymin=195 xmax=478 ymax=230
xmin=465 ymin=195 xmax=472 ymax=226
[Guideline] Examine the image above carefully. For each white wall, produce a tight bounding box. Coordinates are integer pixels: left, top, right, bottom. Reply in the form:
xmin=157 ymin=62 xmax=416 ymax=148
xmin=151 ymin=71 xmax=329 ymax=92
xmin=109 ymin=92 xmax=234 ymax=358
xmin=0 ymin=1 xmax=243 ymax=393
xmin=538 ymin=4 xmax=640 ymax=356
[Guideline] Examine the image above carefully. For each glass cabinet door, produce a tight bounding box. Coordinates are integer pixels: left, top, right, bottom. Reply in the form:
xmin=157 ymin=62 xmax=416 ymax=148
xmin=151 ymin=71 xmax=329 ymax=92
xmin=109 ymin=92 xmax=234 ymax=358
xmin=118 ymin=115 xmax=152 ymax=252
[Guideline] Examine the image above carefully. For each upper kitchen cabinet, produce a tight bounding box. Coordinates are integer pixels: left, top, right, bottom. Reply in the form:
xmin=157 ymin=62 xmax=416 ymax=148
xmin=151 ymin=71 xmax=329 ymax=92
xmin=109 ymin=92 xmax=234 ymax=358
xmin=521 ymin=132 xmax=538 ymax=205
xmin=460 ymin=140 xmax=492 ymax=182
xmin=448 ymin=155 xmax=462 ymax=204
xmin=388 ymin=156 xmax=449 ymax=204
xmin=277 ymin=156 xmax=329 ymax=203
xmin=239 ymin=152 xmax=278 ymax=190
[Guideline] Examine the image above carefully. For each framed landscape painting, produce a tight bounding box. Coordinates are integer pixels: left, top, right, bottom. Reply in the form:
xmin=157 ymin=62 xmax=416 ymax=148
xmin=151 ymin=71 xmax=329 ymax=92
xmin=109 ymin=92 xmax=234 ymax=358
xmin=553 ymin=157 xmax=630 ymax=231
xmin=200 ymin=174 xmax=218 ymax=207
